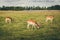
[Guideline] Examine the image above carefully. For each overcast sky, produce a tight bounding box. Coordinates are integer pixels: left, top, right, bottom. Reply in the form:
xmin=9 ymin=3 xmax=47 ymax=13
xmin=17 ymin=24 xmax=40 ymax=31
xmin=0 ymin=0 xmax=60 ymax=7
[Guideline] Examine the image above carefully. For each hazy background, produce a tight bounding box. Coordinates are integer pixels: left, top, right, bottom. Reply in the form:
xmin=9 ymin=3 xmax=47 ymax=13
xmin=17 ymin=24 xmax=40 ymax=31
xmin=0 ymin=0 xmax=60 ymax=7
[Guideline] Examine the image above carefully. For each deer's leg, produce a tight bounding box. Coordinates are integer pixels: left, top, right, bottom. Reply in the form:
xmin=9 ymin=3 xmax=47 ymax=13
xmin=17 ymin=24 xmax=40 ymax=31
xmin=46 ymin=19 xmax=48 ymax=22
xmin=27 ymin=24 xmax=30 ymax=29
xmin=33 ymin=24 xmax=36 ymax=29
xmin=9 ymin=20 xmax=11 ymax=23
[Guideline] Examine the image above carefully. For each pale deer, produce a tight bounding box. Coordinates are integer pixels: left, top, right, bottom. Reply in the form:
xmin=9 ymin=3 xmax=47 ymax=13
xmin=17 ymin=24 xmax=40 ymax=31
xmin=46 ymin=15 xmax=54 ymax=23
xmin=5 ymin=17 xmax=12 ymax=23
xmin=27 ymin=19 xmax=40 ymax=29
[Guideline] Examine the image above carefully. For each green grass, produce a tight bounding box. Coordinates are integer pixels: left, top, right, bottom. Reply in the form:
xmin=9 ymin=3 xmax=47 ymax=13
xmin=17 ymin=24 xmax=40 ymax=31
xmin=0 ymin=10 xmax=60 ymax=40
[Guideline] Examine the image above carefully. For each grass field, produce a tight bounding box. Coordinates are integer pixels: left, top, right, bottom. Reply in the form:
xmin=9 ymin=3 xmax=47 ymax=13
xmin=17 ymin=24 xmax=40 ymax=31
xmin=0 ymin=10 xmax=60 ymax=40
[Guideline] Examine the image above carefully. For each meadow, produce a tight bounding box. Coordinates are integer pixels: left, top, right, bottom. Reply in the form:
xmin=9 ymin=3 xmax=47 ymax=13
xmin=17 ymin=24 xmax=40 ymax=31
xmin=0 ymin=10 xmax=60 ymax=40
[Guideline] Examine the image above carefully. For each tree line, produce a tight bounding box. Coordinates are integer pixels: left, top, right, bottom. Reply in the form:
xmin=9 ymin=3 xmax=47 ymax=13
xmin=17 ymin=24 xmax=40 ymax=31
xmin=0 ymin=5 xmax=60 ymax=10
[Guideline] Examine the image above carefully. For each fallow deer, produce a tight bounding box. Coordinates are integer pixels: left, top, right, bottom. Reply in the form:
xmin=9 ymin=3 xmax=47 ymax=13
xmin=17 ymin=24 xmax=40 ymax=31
xmin=27 ymin=19 xmax=40 ymax=29
xmin=46 ymin=15 xmax=54 ymax=23
xmin=5 ymin=17 xmax=12 ymax=23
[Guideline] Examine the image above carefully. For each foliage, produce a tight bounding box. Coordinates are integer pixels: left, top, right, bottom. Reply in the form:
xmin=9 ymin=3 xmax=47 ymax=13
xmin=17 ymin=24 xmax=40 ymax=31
xmin=0 ymin=5 xmax=60 ymax=10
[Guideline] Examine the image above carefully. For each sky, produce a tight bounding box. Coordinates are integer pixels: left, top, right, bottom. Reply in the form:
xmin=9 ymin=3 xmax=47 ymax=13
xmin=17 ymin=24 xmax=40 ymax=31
xmin=0 ymin=0 xmax=60 ymax=7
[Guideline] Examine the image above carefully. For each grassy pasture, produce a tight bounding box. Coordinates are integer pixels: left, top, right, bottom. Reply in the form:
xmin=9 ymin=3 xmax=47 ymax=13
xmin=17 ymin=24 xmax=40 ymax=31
xmin=0 ymin=10 xmax=60 ymax=40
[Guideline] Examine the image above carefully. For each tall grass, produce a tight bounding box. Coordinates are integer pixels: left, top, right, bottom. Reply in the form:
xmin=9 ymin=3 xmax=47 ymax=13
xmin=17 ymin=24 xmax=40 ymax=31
xmin=0 ymin=10 xmax=60 ymax=40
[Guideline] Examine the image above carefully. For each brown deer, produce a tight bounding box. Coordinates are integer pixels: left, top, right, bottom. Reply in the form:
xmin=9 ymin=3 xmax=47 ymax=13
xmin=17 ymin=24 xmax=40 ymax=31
xmin=46 ymin=15 xmax=54 ymax=23
xmin=27 ymin=19 xmax=40 ymax=29
xmin=5 ymin=17 xmax=12 ymax=23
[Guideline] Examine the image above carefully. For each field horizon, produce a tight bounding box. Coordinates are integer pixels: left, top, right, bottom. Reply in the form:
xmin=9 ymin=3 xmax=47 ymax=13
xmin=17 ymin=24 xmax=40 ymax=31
xmin=0 ymin=10 xmax=60 ymax=40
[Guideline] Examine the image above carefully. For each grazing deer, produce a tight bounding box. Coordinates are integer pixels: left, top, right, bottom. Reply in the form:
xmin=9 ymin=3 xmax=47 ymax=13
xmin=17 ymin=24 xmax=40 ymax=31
xmin=46 ymin=15 xmax=54 ymax=23
xmin=27 ymin=19 xmax=40 ymax=29
xmin=5 ymin=17 xmax=12 ymax=23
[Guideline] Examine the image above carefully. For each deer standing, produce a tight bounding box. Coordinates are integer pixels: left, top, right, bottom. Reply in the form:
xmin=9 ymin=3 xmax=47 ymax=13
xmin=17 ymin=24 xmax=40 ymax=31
xmin=27 ymin=19 xmax=40 ymax=29
xmin=46 ymin=15 xmax=54 ymax=23
xmin=5 ymin=17 xmax=12 ymax=23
